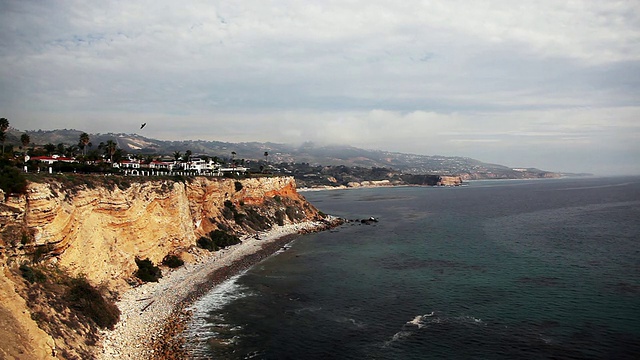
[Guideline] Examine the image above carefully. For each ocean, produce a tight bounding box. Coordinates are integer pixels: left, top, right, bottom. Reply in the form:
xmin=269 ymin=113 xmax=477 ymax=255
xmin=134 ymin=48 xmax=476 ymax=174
xmin=184 ymin=177 xmax=640 ymax=359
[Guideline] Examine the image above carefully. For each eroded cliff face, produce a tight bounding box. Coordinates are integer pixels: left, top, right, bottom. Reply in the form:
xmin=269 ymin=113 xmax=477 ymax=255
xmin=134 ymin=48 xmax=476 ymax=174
xmin=437 ymin=176 xmax=463 ymax=186
xmin=0 ymin=176 xmax=321 ymax=359
xmin=2 ymin=176 xmax=319 ymax=288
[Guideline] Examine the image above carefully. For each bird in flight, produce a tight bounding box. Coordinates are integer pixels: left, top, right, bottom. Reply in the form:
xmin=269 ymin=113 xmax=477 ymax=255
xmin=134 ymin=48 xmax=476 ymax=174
xmin=140 ymin=123 xmax=147 ymax=129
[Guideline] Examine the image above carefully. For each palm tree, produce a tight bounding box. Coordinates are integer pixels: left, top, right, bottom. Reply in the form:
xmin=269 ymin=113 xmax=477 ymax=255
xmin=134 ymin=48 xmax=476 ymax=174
xmin=87 ymin=148 xmax=100 ymax=162
xmin=44 ymin=143 xmax=56 ymax=156
xmin=231 ymin=151 xmax=237 ymax=168
xmin=262 ymin=151 xmax=270 ymax=173
xmin=184 ymin=150 xmax=192 ymax=162
xmin=20 ymin=134 xmax=30 ymax=161
xmin=20 ymin=133 xmax=30 ymax=149
xmin=65 ymin=145 xmax=79 ymax=158
xmin=173 ymin=151 xmax=182 ymax=161
xmin=112 ymin=148 xmax=124 ymax=164
xmin=0 ymin=118 xmax=9 ymax=154
xmin=78 ymin=132 xmax=90 ymax=156
xmin=105 ymin=140 xmax=117 ymax=163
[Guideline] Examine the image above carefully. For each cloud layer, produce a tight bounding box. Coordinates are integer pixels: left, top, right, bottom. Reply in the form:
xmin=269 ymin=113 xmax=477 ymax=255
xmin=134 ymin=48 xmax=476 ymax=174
xmin=1 ymin=1 xmax=639 ymax=174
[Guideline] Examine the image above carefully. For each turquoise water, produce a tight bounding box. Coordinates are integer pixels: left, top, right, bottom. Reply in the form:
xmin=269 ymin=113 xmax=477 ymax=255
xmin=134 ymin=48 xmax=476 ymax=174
xmin=185 ymin=177 xmax=640 ymax=359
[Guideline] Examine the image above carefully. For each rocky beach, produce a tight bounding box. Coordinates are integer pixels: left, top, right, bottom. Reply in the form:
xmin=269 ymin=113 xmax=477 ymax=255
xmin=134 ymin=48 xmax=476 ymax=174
xmin=98 ymin=217 xmax=342 ymax=359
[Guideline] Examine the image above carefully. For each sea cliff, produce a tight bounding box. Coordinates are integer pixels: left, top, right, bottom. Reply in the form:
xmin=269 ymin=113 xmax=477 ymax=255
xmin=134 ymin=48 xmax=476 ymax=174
xmin=0 ymin=175 xmax=326 ymax=359
xmin=300 ymin=175 xmax=464 ymax=190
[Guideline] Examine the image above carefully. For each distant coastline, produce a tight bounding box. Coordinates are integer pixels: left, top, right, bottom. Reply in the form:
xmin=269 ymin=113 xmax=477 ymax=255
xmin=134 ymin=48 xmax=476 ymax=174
xmin=5 ymin=128 xmax=578 ymax=181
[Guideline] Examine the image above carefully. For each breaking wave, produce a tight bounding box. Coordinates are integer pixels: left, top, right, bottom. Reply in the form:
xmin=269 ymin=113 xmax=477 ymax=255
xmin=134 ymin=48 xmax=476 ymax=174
xmin=385 ymin=312 xmax=485 ymax=347
xmin=183 ymin=273 xmax=252 ymax=357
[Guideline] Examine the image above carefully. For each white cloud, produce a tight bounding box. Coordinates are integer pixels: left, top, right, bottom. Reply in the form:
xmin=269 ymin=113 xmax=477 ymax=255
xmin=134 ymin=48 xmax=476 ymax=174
xmin=1 ymin=0 xmax=639 ymax=174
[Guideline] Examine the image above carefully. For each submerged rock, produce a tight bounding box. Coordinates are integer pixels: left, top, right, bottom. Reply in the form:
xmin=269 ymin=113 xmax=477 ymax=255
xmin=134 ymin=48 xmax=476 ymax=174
xmin=360 ymin=217 xmax=379 ymax=225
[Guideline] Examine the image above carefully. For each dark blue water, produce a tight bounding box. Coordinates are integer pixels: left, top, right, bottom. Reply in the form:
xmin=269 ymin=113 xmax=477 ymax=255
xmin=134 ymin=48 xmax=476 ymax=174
xmin=185 ymin=177 xmax=640 ymax=359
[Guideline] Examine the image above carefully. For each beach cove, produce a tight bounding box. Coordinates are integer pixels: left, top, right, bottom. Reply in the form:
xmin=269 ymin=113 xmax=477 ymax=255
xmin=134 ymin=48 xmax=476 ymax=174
xmin=97 ymin=217 xmax=342 ymax=359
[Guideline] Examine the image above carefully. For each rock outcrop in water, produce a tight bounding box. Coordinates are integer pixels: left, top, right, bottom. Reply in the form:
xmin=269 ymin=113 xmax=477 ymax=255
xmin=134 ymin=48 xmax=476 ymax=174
xmin=0 ymin=176 xmax=322 ymax=359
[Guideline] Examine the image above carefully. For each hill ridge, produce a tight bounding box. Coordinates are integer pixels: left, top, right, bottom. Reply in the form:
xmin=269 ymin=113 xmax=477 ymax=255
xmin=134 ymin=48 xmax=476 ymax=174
xmin=8 ymin=128 xmax=576 ymax=178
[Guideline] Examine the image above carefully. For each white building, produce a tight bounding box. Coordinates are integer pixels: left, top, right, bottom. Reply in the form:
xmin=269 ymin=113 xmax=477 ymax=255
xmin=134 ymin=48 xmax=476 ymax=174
xmin=149 ymin=160 xmax=176 ymax=171
xmin=113 ymin=160 xmax=141 ymax=169
xmin=185 ymin=158 xmax=223 ymax=174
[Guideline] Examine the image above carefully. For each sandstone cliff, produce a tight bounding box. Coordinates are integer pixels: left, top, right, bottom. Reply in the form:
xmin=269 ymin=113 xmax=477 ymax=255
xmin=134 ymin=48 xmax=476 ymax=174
xmin=436 ymin=176 xmax=464 ymax=186
xmin=0 ymin=176 xmax=322 ymax=359
xmin=331 ymin=176 xmax=463 ymax=189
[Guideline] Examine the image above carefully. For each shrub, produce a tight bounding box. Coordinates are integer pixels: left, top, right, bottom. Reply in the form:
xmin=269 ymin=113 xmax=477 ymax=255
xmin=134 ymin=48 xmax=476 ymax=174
xmin=114 ymin=178 xmax=131 ymax=190
xmin=197 ymin=237 xmax=217 ymax=251
xmin=66 ymin=276 xmax=120 ymax=329
xmin=19 ymin=264 xmax=47 ymax=283
xmin=233 ymin=211 xmax=245 ymax=224
xmin=209 ymin=230 xmax=241 ymax=248
xmin=275 ymin=210 xmax=286 ymax=226
xmin=20 ymin=232 xmax=31 ymax=245
xmin=32 ymin=244 xmax=52 ymax=263
xmin=162 ymin=254 xmax=184 ymax=268
xmin=216 ymin=221 xmax=231 ymax=233
xmin=285 ymin=206 xmax=305 ymax=221
xmin=134 ymin=257 xmax=162 ymax=282
xmin=244 ymin=208 xmax=269 ymax=231
xmin=0 ymin=164 xmax=28 ymax=195
xmin=234 ymin=181 xmax=243 ymax=192
xmin=197 ymin=230 xmax=241 ymax=251
xmin=172 ymin=174 xmax=186 ymax=183
xmin=221 ymin=207 xmax=234 ymax=220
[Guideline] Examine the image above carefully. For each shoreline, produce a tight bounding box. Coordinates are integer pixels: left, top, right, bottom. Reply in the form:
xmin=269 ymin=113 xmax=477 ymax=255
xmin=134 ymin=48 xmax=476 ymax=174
xmin=298 ymin=184 xmax=409 ymax=192
xmin=297 ymin=177 xmax=572 ymax=192
xmin=97 ymin=217 xmax=343 ymax=359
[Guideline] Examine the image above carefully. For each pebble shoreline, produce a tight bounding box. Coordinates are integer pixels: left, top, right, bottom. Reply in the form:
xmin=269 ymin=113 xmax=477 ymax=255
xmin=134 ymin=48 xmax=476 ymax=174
xmin=97 ymin=218 xmax=342 ymax=359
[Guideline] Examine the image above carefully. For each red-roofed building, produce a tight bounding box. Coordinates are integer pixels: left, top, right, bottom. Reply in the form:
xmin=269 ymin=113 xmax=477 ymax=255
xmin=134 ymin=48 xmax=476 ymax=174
xmin=30 ymin=155 xmax=77 ymax=164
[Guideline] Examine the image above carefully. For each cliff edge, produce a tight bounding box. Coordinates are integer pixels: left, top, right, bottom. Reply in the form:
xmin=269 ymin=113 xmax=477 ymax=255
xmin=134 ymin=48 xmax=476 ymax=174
xmin=0 ymin=175 xmax=322 ymax=359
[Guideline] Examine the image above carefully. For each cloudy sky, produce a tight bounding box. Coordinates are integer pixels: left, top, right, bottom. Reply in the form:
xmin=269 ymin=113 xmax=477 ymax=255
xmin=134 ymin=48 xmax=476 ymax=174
xmin=1 ymin=1 xmax=639 ymax=174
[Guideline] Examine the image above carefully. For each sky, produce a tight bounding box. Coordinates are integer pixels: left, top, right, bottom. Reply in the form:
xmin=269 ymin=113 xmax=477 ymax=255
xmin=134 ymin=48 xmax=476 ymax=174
xmin=1 ymin=1 xmax=639 ymax=175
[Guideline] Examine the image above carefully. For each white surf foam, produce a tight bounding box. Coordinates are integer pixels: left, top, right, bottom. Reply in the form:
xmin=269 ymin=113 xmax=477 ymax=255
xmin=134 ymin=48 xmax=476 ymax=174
xmin=384 ymin=330 xmax=413 ymax=347
xmin=406 ymin=312 xmax=436 ymax=328
xmin=184 ymin=273 xmax=252 ymax=344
